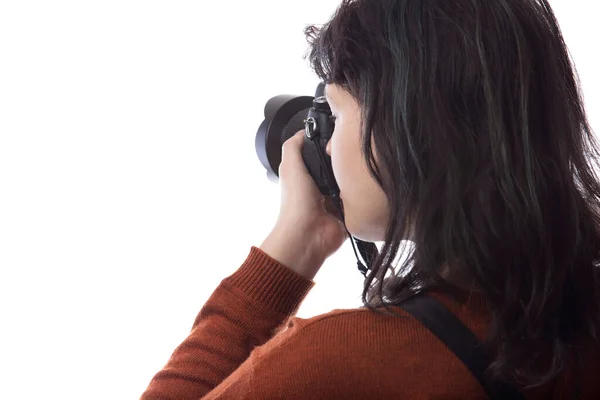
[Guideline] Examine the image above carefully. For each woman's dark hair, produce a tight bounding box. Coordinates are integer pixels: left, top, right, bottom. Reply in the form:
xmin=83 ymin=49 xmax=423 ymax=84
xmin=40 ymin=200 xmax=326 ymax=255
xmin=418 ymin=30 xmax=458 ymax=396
xmin=304 ymin=0 xmax=600 ymax=389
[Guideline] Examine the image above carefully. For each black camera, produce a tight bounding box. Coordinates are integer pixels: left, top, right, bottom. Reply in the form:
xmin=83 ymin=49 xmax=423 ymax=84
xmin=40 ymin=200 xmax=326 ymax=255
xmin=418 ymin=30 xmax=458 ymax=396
xmin=255 ymin=82 xmax=378 ymax=276
xmin=255 ymin=82 xmax=338 ymax=197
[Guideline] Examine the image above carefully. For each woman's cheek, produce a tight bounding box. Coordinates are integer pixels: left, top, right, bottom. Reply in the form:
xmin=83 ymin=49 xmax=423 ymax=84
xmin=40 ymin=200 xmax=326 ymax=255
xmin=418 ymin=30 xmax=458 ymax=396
xmin=330 ymin=139 xmax=344 ymax=191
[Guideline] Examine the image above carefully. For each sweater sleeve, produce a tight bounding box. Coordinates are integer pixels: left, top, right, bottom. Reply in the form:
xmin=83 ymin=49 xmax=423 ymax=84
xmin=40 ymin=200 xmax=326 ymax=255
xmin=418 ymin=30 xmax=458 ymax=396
xmin=139 ymin=246 xmax=315 ymax=400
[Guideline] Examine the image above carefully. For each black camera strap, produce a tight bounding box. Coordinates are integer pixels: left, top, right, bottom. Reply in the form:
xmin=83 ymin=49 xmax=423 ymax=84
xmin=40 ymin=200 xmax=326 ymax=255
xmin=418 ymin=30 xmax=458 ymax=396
xmin=397 ymin=293 xmax=526 ymax=400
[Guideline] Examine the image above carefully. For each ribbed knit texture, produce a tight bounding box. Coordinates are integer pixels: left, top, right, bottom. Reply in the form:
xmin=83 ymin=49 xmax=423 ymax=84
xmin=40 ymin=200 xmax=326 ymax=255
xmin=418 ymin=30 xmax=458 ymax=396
xmin=140 ymin=246 xmax=600 ymax=399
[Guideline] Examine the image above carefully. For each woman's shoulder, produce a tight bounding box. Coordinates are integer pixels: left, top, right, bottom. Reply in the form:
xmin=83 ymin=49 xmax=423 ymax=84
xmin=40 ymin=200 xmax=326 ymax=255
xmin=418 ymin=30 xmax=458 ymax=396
xmin=248 ymin=293 xmax=493 ymax=400
xmin=281 ymin=289 xmax=491 ymax=344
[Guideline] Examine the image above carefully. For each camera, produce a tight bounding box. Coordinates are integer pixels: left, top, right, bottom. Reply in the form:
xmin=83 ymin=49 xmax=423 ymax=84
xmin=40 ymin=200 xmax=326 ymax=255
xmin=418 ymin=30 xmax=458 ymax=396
xmin=255 ymin=82 xmax=339 ymax=197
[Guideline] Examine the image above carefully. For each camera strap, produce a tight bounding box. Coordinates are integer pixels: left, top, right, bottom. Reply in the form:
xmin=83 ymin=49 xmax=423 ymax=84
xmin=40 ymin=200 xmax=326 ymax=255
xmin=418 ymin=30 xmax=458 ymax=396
xmin=397 ymin=293 xmax=526 ymax=400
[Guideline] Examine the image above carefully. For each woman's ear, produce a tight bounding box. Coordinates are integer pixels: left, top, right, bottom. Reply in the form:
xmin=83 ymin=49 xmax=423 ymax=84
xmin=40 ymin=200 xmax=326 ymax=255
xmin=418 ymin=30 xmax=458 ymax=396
xmin=326 ymin=139 xmax=332 ymax=156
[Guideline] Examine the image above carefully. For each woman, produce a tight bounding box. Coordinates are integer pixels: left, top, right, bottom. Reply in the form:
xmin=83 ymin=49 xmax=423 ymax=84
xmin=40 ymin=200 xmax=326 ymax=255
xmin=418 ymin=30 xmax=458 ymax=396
xmin=141 ymin=0 xmax=600 ymax=398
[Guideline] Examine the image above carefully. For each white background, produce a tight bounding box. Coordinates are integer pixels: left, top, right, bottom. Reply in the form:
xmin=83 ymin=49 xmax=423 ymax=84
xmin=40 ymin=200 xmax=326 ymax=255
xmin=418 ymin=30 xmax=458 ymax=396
xmin=0 ymin=1 xmax=597 ymax=399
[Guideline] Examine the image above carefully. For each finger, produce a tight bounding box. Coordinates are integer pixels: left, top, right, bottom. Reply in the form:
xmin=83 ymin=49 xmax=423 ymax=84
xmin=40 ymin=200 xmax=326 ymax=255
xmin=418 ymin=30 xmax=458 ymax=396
xmin=282 ymin=129 xmax=305 ymax=154
xmin=324 ymin=196 xmax=344 ymax=221
xmin=281 ymin=130 xmax=306 ymax=169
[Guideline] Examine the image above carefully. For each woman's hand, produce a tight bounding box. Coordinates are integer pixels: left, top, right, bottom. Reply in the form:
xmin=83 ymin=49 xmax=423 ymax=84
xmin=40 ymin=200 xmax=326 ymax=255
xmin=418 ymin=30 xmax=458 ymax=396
xmin=259 ymin=130 xmax=349 ymax=280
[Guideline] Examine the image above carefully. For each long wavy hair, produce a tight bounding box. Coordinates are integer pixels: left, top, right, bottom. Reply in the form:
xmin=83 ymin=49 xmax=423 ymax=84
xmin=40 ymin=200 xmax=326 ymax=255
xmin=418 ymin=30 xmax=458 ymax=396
xmin=303 ymin=0 xmax=600 ymax=389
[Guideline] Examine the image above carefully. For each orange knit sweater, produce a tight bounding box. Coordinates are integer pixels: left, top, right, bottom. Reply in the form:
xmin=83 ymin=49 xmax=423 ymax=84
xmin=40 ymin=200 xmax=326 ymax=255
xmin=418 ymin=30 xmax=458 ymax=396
xmin=140 ymin=246 xmax=600 ymax=399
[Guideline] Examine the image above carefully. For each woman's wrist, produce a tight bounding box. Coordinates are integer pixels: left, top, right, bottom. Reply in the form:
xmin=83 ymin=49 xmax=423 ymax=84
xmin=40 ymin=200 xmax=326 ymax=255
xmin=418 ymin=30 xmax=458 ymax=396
xmin=259 ymin=226 xmax=325 ymax=281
